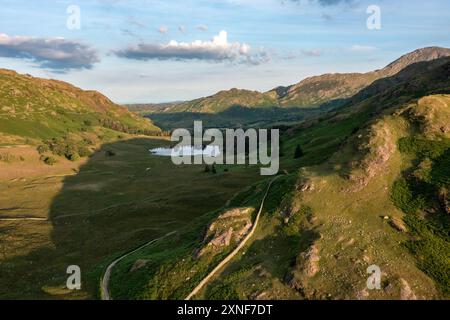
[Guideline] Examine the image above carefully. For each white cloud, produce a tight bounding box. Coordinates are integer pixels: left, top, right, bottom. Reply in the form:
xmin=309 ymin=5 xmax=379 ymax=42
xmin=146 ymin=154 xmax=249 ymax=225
xmin=0 ymin=33 xmax=99 ymax=72
xmin=115 ymin=30 xmax=269 ymax=65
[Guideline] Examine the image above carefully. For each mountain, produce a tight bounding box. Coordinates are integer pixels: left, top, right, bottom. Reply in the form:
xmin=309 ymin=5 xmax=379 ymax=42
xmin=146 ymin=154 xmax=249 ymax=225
xmin=109 ymin=55 xmax=450 ymax=300
xmin=150 ymin=47 xmax=450 ymax=114
xmin=126 ymin=102 xmax=183 ymax=114
xmin=166 ymin=88 xmax=278 ymax=113
xmin=0 ymin=69 xmax=161 ymax=141
xmin=274 ymin=46 xmax=450 ymax=108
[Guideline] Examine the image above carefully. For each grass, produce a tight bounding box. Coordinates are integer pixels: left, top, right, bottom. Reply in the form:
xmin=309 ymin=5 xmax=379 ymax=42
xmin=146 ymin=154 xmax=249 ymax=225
xmin=0 ymin=137 xmax=264 ymax=299
xmin=390 ymin=135 xmax=450 ymax=296
xmin=0 ymin=70 xmax=160 ymax=142
xmin=107 ymin=179 xmax=271 ymax=300
xmin=107 ymin=107 xmax=367 ymax=299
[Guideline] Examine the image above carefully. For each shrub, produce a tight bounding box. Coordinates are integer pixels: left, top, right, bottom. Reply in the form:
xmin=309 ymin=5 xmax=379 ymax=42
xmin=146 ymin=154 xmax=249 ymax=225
xmin=67 ymin=152 xmax=80 ymax=161
xmin=77 ymin=146 xmax=91 ymax=158
xmin=398 ymin=137 xmax=450 ymax=159
xmin=43 ymin=137 xmax=93 ymax=160
xmin=42 ymin=156 xmax=57 ymax=166
xmin=37 ymin=144 xmax=49 ymax=154
xmin=390 ymin=178 xmax=426 ymax=214
xmin=431 ymin=149 xmax=450 ymax=187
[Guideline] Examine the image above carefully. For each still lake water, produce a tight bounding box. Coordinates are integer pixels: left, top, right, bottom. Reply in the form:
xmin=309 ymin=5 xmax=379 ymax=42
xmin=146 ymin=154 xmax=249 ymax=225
xmin=150 ymin=145 xmax=221 ymax=157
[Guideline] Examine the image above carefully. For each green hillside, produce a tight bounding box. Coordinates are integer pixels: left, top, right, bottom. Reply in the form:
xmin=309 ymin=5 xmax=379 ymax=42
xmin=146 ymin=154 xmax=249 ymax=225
xmin=168 ymin=88 xmax=279 ymax=113
xmin=108 ymin=57 xmax=450 ymax=300
xmin=0 ymin=69 xmax=161 ymax=141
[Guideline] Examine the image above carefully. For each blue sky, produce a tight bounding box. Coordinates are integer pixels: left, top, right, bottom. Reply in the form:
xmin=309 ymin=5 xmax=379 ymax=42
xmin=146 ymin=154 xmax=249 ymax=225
xmin=0 ymin=0 xmax=449 ymax=103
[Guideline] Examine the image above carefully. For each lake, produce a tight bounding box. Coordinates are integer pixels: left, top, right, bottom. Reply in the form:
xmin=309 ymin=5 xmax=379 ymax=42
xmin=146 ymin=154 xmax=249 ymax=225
xmin=150 ymin=145 xmax=221 ymax=157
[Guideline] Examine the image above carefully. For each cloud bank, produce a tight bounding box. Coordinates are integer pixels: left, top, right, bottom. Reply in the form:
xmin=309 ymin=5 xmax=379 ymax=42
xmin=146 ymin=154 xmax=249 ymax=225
xmin=115 ymin=30 xmax=269 ymax=65
xmin=0 ymin=34 xmax=99 ymax=72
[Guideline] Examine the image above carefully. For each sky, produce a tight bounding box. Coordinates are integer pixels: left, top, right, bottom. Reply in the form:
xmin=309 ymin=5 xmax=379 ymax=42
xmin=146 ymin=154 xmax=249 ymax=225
xmin=0 ymin=0 xmax=449 ymax=103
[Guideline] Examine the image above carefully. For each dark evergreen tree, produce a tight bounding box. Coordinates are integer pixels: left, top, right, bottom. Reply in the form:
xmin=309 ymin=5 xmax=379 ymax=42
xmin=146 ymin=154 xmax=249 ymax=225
xmin=294 ymin=144 xmax=304 ymax=159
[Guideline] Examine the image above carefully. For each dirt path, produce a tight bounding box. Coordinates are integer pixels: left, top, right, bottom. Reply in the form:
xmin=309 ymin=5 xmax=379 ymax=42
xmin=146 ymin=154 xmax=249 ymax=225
xmin=100 ymin=231 xmax=177 ymax=300
xmin=185 ymin=176 xmax=281 ymax=300
xmin=0 ymin=217 xmax=47 ymax=222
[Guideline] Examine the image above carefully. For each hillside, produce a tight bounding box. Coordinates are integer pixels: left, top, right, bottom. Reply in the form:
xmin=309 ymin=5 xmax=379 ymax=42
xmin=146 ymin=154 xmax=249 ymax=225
xmin=273 ymin=46 xmax=450 ymax=108
xmin=0 ymin=69 xmax=161 ymax=142
xmin=108 ymin=56 xmax=450 ymax=300
xmin=168 ymin=88 xmax=278 ymax=113
xmin=148 ymin=47 xmax=450 ymax=114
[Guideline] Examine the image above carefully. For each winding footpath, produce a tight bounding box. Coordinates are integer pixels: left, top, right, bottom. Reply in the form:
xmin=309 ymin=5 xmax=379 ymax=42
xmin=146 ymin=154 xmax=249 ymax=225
xmin=0 ymin=217 xmax=48 ymax=222
xmin=185 ymin=176 xmax=281 ymax=300
xmin=100 ymin=176 xmax=280 ymax=301
xmin=100 ymin=231 xmax=177 ymax=300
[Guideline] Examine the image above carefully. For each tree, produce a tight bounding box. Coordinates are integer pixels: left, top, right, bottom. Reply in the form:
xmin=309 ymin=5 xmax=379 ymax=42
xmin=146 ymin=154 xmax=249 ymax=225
xmin=294 ymin=144 xmax=304 ymax=159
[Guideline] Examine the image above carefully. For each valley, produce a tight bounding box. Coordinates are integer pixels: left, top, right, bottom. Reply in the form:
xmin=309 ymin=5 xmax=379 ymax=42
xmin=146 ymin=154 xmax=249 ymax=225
xmin=0 ymin=47 xmax=449 ymax=301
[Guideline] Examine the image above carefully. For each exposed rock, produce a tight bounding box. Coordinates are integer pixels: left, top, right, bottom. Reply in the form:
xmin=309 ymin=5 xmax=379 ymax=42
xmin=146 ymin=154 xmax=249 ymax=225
xmin=349 ymin=121 xmax=396 ymax=190
xmin=301 ymin=181 xmax=315 ymax=192
xmin=302 ymin=245 xmax=320 ymax=278
xmin=400 ymin=278 xmax=417 ymax=300
xmin=390 ymin=217 xmax=408 ymax=233
xmin=356 ymin=288 xmax=370 ymax=300
xmin=237 ymin=222 xmax=253 ymax=238
xmin=255 ymin=291 xmax=269 ymax=300
xmin=197 ymin=207 xmax=254 ymax=258
xmin=209 ymin=227 xmax=233 ymax=247
xmin=130 ymin=259 xmax=150 ymax=272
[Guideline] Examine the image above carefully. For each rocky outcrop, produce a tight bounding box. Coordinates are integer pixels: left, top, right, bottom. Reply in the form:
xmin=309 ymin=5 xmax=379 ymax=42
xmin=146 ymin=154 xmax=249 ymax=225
xmin=196 ymin=207 xmax=254 ymax=257
xmin=349 ymin=120 xmax=396 ymax=189
xmin=400 ymin=278 xmax=418 ymax=300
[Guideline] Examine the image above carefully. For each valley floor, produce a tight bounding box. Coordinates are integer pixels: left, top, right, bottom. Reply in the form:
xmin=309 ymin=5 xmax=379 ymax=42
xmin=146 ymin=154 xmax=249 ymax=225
xmin=0 ymin=136 xmax=263 ymax=299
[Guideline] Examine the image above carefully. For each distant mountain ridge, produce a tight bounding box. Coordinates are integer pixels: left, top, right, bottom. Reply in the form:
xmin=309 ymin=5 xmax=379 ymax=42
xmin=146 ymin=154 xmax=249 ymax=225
xmin=140 ymin=47 xmax=450 ymax=114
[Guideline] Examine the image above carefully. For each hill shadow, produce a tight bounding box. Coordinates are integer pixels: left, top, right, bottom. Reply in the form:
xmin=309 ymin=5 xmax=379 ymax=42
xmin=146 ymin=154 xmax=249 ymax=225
xmin=0 ymin=136 xmax=262 ymax=299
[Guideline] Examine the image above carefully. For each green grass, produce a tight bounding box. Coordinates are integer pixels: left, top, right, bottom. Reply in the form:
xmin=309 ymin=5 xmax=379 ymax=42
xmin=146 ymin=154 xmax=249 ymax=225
xmin=0 ymin=71 xmax=160 ymax=141
xmin=391 ymin=136 xmax=450 ymax=296
xmin=398 ymin=137 xmax=450 ymax=159
xmin=0 ymin=137 xmax=263 ymax=299
xmin=107 ymin=178 xmax=271 ymax=300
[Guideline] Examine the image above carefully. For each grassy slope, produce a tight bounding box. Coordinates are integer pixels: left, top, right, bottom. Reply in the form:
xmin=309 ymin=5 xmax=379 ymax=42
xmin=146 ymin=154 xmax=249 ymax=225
xmin=169 ymin=89 xmax=278 ymax=114
xmin=108 ymin=92 xmax=449 ymax=300
xmin=0 ymin=69 xmax=160 ymax=142
xmin=0 ymin=137 xmax=264 ymax=299
xmin=0 ymin=69 xmax=266 ymax=299
xmin=198 ymin=96 xmax=449 ymax=300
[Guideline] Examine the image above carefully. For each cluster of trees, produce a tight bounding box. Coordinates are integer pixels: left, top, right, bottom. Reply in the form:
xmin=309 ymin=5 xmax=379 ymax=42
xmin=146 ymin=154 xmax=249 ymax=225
xmin=38 ymin=137 xmax=92 ymax=162
xmin=99 ymin=118 xmax=164 ymax=137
